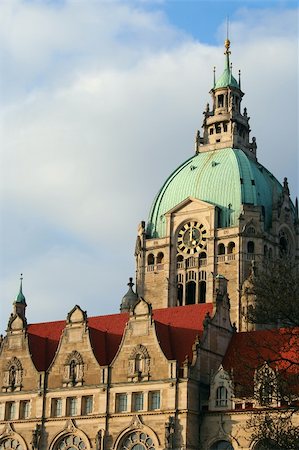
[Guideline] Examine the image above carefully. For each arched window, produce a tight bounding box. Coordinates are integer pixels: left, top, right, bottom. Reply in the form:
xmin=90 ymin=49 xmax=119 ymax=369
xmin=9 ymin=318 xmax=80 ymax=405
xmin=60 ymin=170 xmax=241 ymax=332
xmin=177 ymin=284 xmax=183 ymax=306
xmin=177 ymin=254 xmax=184 ymax=269
xmin=263 ymin=245 xmax=268 ymax=257
xmin=156 ymin=252 xmax=164 ymax=264
xmin=0 ymin=438 xmax=24 ymax=450
xmin=255 ymin=363 xmax=277 ymax=406
xmin=210 ymin=441 xmax=233 ymax=450
xmin=216 ymin=386 xmax=228 ymax=407
xmin=199 ymin=281 xmax=206 ymax=303
xmin=63 ymin=351 xmax=84 ymax=387
xmin=227 ymin=242 xmax=235 ymax=254
xmin=247 ymin=226 xmax=256 ymax=235
xmin=119 ymin=431 xmax=156 ymax=450
xmin=247 ymin=241 xmax=255 ymax=254
xmin=218 ymin=243 xmax=225 ymax=255
xmin=279 ymin=229 xmax=290 ymax=256
xmin=253 ymin=439 xmax=279 ymax=450
xmin=147 ymin=254 xmax=154 ymax=266
xmin=199 ymin=252 xmax=207 ymax=267
xmin=186 ymin=281 xmax=196 ymax=305
xmin=53 ymin=434 xmax=87 ymax=450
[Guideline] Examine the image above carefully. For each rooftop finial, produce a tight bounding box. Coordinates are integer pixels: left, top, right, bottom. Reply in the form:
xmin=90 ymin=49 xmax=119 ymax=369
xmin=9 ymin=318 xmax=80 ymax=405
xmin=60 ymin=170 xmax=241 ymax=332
xmin=225 ymin=16 xmax=231 ymax=54
xmin=19 ymin=273 xmax=23 ymax=294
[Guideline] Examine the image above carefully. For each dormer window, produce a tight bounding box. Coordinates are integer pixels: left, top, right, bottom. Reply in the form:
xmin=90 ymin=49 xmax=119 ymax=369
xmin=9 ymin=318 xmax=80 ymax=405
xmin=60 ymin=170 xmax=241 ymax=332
xmin=63 ymin=351 xmax=84 ymax=387
xmin=216 ymin=386 xmax=228 ymax=407
xmin=255 ymin=363 xmax=278 ymax=406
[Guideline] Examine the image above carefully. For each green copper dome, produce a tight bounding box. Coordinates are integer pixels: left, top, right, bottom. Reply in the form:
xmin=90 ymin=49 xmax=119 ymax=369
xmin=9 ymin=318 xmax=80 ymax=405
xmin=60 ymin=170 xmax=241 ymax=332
xmin=214 ymin=66 xmax=239 ymax=89
xmin=146 ymin=148 xmax=283 ymax=238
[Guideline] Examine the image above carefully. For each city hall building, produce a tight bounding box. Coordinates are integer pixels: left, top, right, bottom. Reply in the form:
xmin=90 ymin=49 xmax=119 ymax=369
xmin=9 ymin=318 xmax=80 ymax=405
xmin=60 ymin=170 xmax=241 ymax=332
xmin=0 ymin=40 xmax=298 ymax=450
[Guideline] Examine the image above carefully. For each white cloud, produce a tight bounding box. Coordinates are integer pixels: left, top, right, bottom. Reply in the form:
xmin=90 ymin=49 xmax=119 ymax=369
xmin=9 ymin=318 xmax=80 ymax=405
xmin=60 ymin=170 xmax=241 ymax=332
xmin=0 ymin=1 xmax=297 ymax=332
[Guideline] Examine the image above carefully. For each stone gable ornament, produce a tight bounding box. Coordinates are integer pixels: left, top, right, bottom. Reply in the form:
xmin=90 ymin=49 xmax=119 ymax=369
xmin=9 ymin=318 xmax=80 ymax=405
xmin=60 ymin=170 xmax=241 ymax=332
xmin=129 ymin=415 xmax=143 ymax=429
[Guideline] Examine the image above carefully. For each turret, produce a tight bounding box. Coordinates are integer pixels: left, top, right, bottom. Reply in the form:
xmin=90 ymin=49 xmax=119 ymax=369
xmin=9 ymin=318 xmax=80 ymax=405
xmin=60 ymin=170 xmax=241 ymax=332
xmin=13 ymin=274 xmax=27 ymax=321
xmin=120 ymin=278 xmax=138 ymax=313
xmin=199 ymin=39 xmax=257 ymax=159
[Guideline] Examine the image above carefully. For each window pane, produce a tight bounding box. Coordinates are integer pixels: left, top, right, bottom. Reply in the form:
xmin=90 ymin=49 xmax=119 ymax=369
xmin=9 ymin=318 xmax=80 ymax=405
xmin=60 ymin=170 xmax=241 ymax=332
xmin=67 ymin=397 xmax=77 ymax=416
xmin=132 ymin=393 xmax=143 ymax=411
xmin=82 ymin=396 xmax=93 ymax=415
xmin=216 ymin=386 xmax=228 ymax=407
xmin=149 ymin=391 xmax=160 ymax=410
xmin=6 ymin=402 xmax=15 ymax=420
xmin=20 ymin=400 xmax=30 ymax=419
xmin=116 ymin=393 xmax=127 ymax=412
xmin=51 ymin=398 xmax=62 ymax=417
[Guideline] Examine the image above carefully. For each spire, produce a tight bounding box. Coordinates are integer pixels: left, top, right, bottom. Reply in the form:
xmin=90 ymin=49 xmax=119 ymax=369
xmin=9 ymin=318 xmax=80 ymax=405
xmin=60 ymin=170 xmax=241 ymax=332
xmin=16 ymin=274 xmax=26 ymax=304
xmin=12 ymin=274 xmax=27 ymax=323
xmin=214 ymin=39 xmax=239 ymax=90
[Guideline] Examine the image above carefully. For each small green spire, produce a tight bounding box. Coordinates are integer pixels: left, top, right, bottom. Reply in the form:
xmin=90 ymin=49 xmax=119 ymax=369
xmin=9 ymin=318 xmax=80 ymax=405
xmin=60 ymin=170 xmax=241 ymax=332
xmin=214 ymin=39 xmax=239 ymax=90
xmin=16 ymin=274 xmax=26 ymax=304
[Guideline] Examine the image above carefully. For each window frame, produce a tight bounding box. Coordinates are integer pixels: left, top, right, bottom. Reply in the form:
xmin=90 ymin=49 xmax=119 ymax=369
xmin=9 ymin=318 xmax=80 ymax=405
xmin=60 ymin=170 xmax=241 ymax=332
xmin=216 ymin=386 xmax=228 ymax=407
xmin=148 ymin=390 xmax=160 ymax=410
xmin=67 ymin=396 xmax=77 ymax=416
xmin=81 ymin=395 xmax=93 ymax=415
xmin=132 ymin=392 xmax=144 ymax=412
xmin=5 ymin=401 xmax=16 ymax=420
xmin=19 ymin=400 xmax=30 ymax=419
xmin=51 ymin=397 xmax=62 ymax=417
xmin=116 ymin=393 xmax=128 ymax=413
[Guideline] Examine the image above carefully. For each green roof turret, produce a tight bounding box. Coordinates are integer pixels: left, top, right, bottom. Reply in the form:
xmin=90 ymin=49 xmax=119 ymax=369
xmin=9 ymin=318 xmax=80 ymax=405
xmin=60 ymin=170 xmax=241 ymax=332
xmin=16 ymin=274 xmax=26 ymax=304
xmin=214 ymin=39 xmax=239 ymax=90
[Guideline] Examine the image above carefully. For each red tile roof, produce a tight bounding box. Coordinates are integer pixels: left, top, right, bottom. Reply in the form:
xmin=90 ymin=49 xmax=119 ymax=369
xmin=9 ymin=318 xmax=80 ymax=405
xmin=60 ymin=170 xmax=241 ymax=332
xmin=223 ymin=327 xmax=299 ymax=396
xmin=27 ymin=303 xmax=213 ymax=371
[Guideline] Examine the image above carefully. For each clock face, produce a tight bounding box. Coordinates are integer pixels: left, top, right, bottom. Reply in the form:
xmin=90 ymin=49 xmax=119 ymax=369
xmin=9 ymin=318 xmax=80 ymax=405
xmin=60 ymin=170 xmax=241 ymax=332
xmin=177 ymin=221 xmax=207 ymax=254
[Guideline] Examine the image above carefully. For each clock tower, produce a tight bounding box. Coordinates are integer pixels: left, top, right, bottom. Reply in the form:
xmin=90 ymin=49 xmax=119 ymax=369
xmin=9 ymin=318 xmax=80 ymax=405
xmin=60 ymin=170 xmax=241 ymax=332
xmin=134 ymin=40 xmax=298 ymax=329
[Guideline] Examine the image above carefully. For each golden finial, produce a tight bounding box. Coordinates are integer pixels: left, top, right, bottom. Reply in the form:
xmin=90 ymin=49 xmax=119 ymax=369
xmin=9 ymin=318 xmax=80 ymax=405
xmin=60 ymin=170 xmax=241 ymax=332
xmin=225 ymin=16 xmax=231 ymax=53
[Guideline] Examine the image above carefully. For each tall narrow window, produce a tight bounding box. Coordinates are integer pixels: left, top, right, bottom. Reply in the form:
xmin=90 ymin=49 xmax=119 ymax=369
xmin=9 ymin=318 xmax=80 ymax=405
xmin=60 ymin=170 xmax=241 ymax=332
xmin=132 ymin=393 xmax=144 ymax=411
xmin=247 ymin=241 xmax=255 ymax=254
xmin=82 ymin=396 xmax=93 ymax=415
xmin=116 ymin=393 xmax=127 ymax=413
xmin=177 ymin=283 xmax=183 ymax=306
xmin=5 ymin=402 xmax=16 ymax=420
xmin=149 ymin=391 xmax=160 ymax=410
xmin=199 ymin=281 xmax=206 ymax=303
xmin=67 ymin=397 xmax=77 ymax=416
xmin=51 ymin=398 xmax=62 ymax=417
xmin=216 ymin=386 xmax=228 ymax=407
xmin=186 ymin=281 xmax=196 ymax=305
xmin=20 ymin=400 xmax=30 ymax=419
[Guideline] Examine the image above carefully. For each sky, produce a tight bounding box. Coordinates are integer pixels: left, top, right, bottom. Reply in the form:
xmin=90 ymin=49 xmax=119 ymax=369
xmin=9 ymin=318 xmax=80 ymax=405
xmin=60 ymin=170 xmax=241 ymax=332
xmin=0 ymin=0 xmax=298 ymax=333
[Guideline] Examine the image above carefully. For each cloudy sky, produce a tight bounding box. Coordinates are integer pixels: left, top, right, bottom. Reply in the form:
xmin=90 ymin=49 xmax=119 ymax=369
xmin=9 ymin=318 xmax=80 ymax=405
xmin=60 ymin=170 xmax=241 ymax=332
xmin=0 ymin=0 xmax=298 ymax=333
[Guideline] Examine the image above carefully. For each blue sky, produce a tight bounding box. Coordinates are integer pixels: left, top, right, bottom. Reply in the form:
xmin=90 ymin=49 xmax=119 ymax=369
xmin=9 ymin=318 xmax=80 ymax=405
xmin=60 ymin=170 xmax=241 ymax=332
xmin=0 ymin=0 xmax=298 ymax=332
